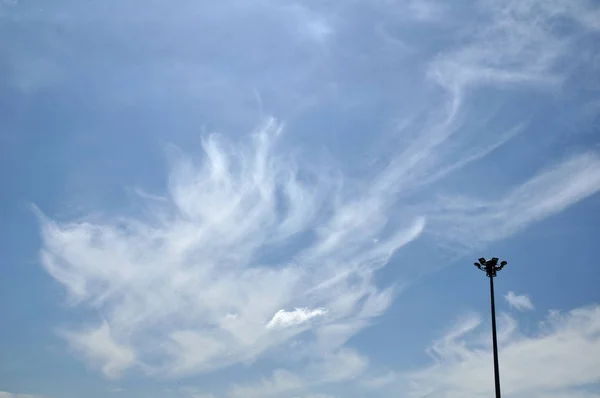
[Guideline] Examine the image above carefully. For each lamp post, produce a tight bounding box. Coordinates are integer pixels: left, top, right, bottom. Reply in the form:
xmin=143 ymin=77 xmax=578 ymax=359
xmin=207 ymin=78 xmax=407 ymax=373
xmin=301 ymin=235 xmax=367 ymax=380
xmin=474 ymin=257 xmax=507 ymax=398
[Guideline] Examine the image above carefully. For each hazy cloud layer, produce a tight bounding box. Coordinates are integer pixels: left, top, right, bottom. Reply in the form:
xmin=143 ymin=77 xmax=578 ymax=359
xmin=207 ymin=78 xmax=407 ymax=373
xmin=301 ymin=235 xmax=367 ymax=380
xmin=228 ymin=348 xmax=367 ymax=397
xmin=0 ymin=393 xmax=44 ymax=398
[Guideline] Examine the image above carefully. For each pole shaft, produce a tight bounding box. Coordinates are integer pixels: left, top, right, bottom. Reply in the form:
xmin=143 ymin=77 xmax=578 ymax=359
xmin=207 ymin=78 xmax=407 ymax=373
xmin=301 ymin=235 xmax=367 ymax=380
xmin=489 ymin=275 xmax=502 ymax=398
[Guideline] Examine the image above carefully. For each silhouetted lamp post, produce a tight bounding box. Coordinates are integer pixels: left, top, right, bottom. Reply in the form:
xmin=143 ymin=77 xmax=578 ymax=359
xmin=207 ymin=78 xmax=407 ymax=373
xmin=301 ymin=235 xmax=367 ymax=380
xmin=474 ymin=257 xmax=507 ymax=398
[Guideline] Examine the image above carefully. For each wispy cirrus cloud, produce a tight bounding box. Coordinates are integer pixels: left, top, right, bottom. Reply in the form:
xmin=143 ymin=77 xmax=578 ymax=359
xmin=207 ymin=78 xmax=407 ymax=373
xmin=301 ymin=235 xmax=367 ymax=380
xmin=428 ymin=152 xmax=600 ymax=250
xmin=37 ymin=117 xmax=425 ymax=379
xmin=505 ymin=291 xmax=535 ymax=311
xmin=37 ymin=114 xmax=600 ymax=382
xmin=61 ymin=321 xmax=136 ymax=379
xmin=26 ymin=0 xmax=600 ymax=393
xmin=429 ymin=0 xmax=600 ymax=92
xmin=361 ymin=305 xmax=600 ymax=398
xmin=406 ymin=306 xmax=600 ymax=398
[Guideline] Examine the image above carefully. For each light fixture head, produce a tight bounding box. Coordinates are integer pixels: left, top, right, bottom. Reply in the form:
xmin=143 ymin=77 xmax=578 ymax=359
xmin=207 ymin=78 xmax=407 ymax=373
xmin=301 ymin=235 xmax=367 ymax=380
xmin=500 ymin=260 xmax=507 ymax=267
xmin=474 ymin=262 xmax=481 ymax=268
xmin=478 ymin=257 xmax=486 ymax=265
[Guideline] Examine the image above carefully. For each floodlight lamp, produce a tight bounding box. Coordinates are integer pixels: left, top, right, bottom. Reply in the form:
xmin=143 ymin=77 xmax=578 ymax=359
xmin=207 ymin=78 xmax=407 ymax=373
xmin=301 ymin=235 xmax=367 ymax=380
xmin=500 ymin=261 xmax=507 ymax=267
xmin=474 ymin=262 xmax=481 ymax=268
xmin=478 ymin=257 xmax=486 ymax=265
xmin=491 ymin=257 xmax=499 ymax=264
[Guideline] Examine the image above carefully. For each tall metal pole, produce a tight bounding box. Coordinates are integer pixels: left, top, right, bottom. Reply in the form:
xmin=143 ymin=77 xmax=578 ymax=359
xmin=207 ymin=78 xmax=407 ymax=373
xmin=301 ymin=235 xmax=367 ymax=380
xmin=474 ymin=257 xmax=507 ymax=398
xmin=489 ymin=272 xmax=501 ymax=398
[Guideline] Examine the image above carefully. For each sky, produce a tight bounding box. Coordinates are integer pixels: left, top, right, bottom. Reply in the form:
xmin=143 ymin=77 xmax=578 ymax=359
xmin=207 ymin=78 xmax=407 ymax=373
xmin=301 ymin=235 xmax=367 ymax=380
xmin=1 ymin=0 xmax=600 ymax=397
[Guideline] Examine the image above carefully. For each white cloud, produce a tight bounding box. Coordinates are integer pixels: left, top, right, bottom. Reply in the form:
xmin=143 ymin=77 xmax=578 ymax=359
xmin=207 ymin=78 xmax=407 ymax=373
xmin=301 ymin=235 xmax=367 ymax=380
xmin=429 ymin=152 xmax=600 ymax=250
xmin=0 ymin=393 xmax=45 ymax=398
xmin=505 ymin=291 xmax=534 ymax=311
xmin=228 ymin=348 xmax=366 ymax=398
xmin=308 ymin=349 xmax=369 ymax=383
xmin=37 ymin=118 xmax=425 ymax=378
xmin=286 ymin=305 xmax=600 ymax=398
xmin=267 ymin=308 xmax=328 ymax=329
xmin=293 ymin=395 xmax=338 ymax=398
xmin=32 ymin=0 xmax=600 ymax=387
xmin=407 ymin=0 xmax=445 ymax=22
xmin=371 ymin=305 xmax=600 ymax=398
xmin=37 ymin=114 xmax=600 ymax=380
xmin=421 ymin=0 xmax=600 ymax=182
xmin=287 ymin=4 xmax=335 ymax=44
xmin=361 ymin=371 xmax=398 ymax=389
xmin=230 ymin=369 xmax=303 ymax=398
xmin=177 ymin=386 xmax=216 ymax=398
xmin=429 ymin=0 xmax=600 ymax=92
xmin=63 ymin=322 xmax=136 ymax=379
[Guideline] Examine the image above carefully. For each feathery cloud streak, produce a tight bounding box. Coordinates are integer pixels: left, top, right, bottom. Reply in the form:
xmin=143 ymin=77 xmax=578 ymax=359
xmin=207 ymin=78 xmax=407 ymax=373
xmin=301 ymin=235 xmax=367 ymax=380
xmin=29 ymin=0 xmax=600 ymax=385
xmin=38 ymin=118 xmax=425 ymax=378
xmin=37 ymin=118 xmax=600 ymax=380
xmin=400 ymin=306 xmax=600 ymax=398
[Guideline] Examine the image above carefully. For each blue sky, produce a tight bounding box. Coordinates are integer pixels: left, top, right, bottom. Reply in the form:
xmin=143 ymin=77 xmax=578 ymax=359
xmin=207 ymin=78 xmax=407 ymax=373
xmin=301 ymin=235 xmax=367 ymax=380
xmin=1 ymin=0 xmax=600 ymax=397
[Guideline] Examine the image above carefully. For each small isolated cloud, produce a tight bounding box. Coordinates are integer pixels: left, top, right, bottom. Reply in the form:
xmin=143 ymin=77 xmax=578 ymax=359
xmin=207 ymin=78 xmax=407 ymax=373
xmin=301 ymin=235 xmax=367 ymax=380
xmin=267 ymin=307 xmax=328 ymax=329
xmin=505 ymin=291 xmax=534 ymax=311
